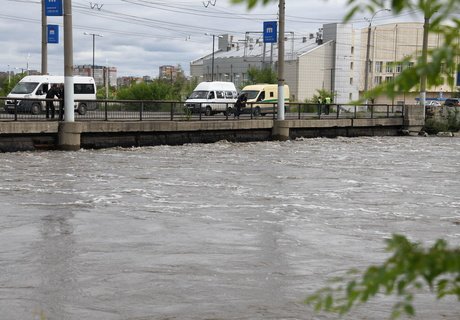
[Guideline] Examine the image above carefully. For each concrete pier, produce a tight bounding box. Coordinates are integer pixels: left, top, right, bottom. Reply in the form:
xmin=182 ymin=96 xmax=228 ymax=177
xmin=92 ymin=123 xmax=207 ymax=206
xmin=58 ymin=122 xmax=84 ymax=151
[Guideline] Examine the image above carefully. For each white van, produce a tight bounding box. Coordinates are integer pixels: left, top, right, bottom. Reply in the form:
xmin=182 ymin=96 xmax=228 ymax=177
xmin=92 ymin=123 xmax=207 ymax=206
xmin=185 ymin=81 xmax=237 ymax=116
xmin=239 ymin=84 xmax=290 ymax=116
xmin=4 ymin=75 xmax=97 ymax=115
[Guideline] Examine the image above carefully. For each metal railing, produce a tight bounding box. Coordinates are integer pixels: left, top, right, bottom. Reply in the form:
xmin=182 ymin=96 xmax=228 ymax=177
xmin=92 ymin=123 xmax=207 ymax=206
xmin=0 ymin=97 xmax=405 ymax=121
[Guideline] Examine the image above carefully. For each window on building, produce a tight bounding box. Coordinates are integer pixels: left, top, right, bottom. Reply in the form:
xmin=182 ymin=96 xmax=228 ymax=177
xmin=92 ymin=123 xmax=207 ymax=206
xmin=351 ymin=46 xmax=354 ymax=54
xmin=350 ymin=62 xmax=354 ymax=70
xmin=395 ymin=63 xmax=402 ymax=73
xmin=385 ymin=76 xmax=393 ymax=82
xmin=374 ymin=76 xmax=382 ymax=85
xmin=349 ymin=93 xmax=353 ymax=101
xmin=350 ymin=77 xmax=353 ymax=85
xmin=386 ymin=63 xmax=393 ymax=73
xmin=375 ymin=61 xmax=383 ymax=73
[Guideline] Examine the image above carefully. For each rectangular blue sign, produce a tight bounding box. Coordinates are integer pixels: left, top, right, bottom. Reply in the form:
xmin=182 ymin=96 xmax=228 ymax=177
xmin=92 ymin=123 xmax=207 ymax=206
xmin=457 ymin=72 xmax=460 ymax=87
xmin=45 ymin=0 xmax=63 ymax=16
xmin=263 ymin=21 xmax=278 ymax=43
xmin=47 ymin=25 xmax=59 ymax=44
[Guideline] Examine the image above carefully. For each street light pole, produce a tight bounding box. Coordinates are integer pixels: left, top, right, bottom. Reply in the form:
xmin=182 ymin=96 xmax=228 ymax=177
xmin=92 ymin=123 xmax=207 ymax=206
xmin=41 ymin=0 xmax=47 ymax=75
xmin=364 ymin=9 xmax=391 ymax=101
xmin=205 ymin=33 xmax=222 ymax=82
xmin=64 ymin=0 xmax=75 ymax=122
xmin=277 ymin=0 xmax=285 ymax=120
xmin=420 ymin=10 xmax=430 ymax=115
xmin=84 ymin=32 xmax=103 ymax=78
xmin=211 ymin=34 xmax=215 ymax=81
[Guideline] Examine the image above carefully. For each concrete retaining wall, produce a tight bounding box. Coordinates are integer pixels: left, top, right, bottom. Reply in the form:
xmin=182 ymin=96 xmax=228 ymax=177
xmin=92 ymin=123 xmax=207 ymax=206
xmin=0 ymin=102 xmax=428 ymax=153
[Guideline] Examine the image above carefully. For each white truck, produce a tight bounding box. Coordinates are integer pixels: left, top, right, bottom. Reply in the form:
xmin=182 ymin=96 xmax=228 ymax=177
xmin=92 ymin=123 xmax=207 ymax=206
xmin=4 ymin=75 xmax=97 ymax=115
xmin=185 ymin=81 xmax=237 ymax=116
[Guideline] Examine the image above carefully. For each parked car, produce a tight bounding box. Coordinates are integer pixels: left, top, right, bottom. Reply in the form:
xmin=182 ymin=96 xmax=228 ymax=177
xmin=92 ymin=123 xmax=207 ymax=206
xmin=444 ymin=98 xmax=460 ymax=107
xmin=425 ymin=100 xmax=442 ymax=116
xmin=426 ymin=100 xmax=442 ymax=107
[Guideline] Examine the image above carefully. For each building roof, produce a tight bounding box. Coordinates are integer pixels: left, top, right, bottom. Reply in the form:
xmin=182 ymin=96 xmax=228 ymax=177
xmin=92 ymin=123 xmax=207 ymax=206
xmin=191 ymin=35 xmax=321 ymax=65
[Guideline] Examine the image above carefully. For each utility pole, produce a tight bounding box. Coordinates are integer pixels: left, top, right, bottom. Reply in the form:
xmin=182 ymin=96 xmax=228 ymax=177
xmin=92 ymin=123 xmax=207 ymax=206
xmin=211 ymin=35 xmax=216 ymax=81
xmin=364 ymin=9 xmax=390 ymax=103
xmin=420 ymin=10 xmax=430 ymax=116
xmin=205 ymin=33 xmax=222 ymax=82
xmin=41 ymin=0 xmax=47 ymax=75
xmin=64 ymin=0 xmax=74 ymax=122
xmin=277 ymin=0 xmax=285 ymax=120
xmin=84 ymin=32 xmax=103 ymax=78
xmin=105 ymin=59 xmax=109 ymax=99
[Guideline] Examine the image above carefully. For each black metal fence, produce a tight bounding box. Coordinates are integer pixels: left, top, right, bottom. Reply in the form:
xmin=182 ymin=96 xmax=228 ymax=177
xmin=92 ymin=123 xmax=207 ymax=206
xmin=0 ymin=97 xmax=405 ymax=121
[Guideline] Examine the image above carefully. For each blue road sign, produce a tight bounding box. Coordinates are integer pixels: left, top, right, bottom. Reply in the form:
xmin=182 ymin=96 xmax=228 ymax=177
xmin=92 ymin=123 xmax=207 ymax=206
xmin=263 ymin=21 xmax=277 ymax=43
xmin=47 ymin=25 xmax=59 ymax=44
xmin=45 ymin=0 xmax=63 ymax=16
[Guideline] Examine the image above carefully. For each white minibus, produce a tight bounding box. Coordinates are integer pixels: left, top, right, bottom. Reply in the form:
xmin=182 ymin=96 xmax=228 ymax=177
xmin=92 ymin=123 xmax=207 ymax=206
xmin=4 ymin=75 xmax=97 ymax=115
xmin=185 ymin=81 xmax=237 ymax=116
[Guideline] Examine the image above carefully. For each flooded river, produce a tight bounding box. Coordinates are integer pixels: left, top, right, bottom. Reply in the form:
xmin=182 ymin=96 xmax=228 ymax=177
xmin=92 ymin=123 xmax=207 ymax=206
xmin=0 ymin=136 xmax=459 ymax=319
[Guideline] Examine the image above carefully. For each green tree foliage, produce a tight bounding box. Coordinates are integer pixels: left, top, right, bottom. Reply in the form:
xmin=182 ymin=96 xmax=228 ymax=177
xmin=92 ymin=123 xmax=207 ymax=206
xmin=243 ymin=67 xmax=277 ymax=87
xmin=233 ymin=0 xmax=460 ymax=99
xmin=305 ymin=234 xmax=460 ymax=319
xmin=424 ymin=108 xmax=460 ymax=133
xmin=231 ymin=0 xmax=273 ymax=9
xmin=345 ymin=0 xmax=460 ymax=100
xmin=116 ymin=80 xmax=177 ymax=101
xmin=96 ymin=85 xmax=117 ymax=100
xmin=115 ymin=66 xmax=196 ymax=101
xmin=306 ymin=89 xmax=334 ymax=104
xmin=231 ymin=0 xmax=460 ymax=317
xmin=0 ymin=73 xmax=25 ymax=96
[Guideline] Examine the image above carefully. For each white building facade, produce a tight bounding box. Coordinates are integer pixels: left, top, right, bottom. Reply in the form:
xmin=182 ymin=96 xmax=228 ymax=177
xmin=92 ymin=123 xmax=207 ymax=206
xmin=190 ymin=22 xmax=458 ymax=105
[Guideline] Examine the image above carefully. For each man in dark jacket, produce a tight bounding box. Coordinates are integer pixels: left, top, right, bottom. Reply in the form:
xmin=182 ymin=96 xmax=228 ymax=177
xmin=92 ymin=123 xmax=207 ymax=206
xmin=234 ymin=93 xmax=247 ymax=119
xmin=58 ymin=84 xmax=65 ymax=120
xmin=46 ymin=84 xmax=59 ymax=119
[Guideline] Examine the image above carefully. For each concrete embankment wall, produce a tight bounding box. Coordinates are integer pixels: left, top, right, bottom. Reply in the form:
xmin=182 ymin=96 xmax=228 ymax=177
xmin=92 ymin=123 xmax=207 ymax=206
xmin=0 ymin=117 xmax=406 ymax=152
xmin=0 ymin=105 xmax=426 ymax=152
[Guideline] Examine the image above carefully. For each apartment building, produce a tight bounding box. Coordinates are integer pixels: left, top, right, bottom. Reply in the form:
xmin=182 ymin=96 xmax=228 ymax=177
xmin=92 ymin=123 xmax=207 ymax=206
xmin=190 ymin=22 xmax=458 ymax=104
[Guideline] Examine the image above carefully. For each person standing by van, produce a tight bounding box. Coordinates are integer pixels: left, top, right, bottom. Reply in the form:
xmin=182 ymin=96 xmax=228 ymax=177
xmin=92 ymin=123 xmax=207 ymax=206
xmin=324 ymin=96 xmax=331 ymax=115
xmin=46 ymin=84 xmax=59 ymax=119
xmin=58 ymin=84 xmax=65 ymax=120
xmin=234 ymin=93 xmax=247 ymax=119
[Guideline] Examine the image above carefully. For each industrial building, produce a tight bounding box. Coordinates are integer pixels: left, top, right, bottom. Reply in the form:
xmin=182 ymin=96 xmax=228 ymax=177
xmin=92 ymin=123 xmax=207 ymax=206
xmin=190 ymin=22 xmax=459 ymax=105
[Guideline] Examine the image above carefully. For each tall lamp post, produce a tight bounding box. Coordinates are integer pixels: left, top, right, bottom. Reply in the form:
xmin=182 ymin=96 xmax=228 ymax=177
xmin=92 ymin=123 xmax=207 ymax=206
xmin=364 ymin=9 xmax=391 ymax=102
xmin=420 ymin=7 xmax=432 ymax=115
xmin=278 ymin=0 xmax=285 ymax=120
xmin=205 ymin=33 xmax=222 ymax=81
xmin=84 ymin=32 xmax=103 ymax=78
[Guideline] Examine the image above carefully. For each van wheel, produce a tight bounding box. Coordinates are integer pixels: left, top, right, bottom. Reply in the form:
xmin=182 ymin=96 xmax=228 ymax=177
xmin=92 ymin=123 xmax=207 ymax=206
xmin=253 ymin=107 xmax=261 ymax=117
xmin=205 ymin=106 xmax=212 ymax=116
xmin=77 ymin=103 xmax=87 ymax=115
xmin=31 ymin=103 xmax=41 ymax=115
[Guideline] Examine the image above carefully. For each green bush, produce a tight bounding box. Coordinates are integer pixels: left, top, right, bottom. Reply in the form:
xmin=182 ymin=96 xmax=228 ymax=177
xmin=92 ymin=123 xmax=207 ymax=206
xmin=424 ymin=108 xmax=460 ymax=134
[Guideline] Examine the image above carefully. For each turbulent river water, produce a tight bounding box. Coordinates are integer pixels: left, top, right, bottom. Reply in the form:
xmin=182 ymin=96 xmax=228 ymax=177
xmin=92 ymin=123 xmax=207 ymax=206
xmin=0 ymin=136 xmax=459 ymax=320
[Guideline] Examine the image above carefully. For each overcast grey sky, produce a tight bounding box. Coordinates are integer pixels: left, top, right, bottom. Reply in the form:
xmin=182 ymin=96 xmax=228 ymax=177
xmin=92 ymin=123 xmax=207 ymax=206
xmin=0 ymin=0 xmax=416 ymax=77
